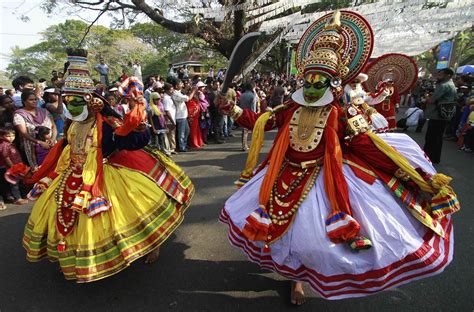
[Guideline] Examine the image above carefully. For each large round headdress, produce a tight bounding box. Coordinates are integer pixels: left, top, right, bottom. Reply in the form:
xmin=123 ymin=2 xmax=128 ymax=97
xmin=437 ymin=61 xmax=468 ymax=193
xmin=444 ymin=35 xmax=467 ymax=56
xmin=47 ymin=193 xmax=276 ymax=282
xmin=118 ymin=77 xmax=144 ymax=98
xmin=295 ymin=10 xmax=374 ymax=84
xmin=63 ymin=48 xmax=95 ymax=97
xmin=363 ymin=53 xmax=418 ymax=95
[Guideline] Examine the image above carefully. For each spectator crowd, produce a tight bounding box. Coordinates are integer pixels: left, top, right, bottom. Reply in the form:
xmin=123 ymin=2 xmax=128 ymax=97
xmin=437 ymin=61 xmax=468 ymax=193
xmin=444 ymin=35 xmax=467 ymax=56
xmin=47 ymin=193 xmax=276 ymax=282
xmin=401 ymin=68 xmax=474 ymax=162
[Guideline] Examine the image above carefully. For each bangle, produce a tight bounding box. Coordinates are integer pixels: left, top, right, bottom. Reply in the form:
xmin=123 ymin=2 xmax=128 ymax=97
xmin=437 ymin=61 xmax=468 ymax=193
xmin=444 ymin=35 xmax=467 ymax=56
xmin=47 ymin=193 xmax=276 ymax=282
xmin=229 ymin=105 xmax=243 ymax=120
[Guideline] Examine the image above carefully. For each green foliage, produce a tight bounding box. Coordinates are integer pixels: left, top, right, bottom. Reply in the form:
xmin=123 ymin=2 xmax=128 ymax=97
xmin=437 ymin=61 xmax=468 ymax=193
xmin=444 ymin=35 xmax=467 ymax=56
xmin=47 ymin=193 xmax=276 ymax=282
xmin=258 ymin=41 xmax=289 ymax=74
xmin=130 ymin=23 xmax=227 ymax=76
xmin=130 ymin=23 xmax=189 ymax=56
xmin=6 ymin=19 xmax=228 ymax=84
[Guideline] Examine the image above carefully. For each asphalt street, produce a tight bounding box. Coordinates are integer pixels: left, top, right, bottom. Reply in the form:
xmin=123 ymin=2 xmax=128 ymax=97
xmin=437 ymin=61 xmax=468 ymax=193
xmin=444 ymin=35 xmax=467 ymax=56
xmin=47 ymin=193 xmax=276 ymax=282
xmin=0 ymin=121 xmax=473 ymax=312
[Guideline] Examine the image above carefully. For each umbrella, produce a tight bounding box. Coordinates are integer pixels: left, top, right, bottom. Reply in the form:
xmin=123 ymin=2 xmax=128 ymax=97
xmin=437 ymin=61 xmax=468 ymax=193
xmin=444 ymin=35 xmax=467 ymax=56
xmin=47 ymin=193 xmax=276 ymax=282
xmin=456 ymin=65 xmax=474 ymax=74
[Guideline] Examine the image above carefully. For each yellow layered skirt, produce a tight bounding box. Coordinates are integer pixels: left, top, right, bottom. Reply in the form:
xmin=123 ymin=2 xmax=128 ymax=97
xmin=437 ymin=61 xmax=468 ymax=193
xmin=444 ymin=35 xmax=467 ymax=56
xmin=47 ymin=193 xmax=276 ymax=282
xmin=23 ymin=163 xmax=194 ymax=283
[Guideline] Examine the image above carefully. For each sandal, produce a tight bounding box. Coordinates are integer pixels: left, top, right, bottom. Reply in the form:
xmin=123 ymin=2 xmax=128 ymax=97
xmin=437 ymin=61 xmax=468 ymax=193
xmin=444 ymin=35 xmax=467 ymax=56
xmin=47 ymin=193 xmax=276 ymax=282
xmin=14 ymin=198 xmax=28 ymax=205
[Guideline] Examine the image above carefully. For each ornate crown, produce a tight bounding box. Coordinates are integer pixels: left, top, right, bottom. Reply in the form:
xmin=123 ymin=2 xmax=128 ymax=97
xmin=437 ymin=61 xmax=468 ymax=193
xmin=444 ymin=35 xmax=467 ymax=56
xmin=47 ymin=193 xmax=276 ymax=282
xmin=63 ymin=48 xmax=95 ymax=97
xmin=303 ymin=11 xmax=349 ymax=80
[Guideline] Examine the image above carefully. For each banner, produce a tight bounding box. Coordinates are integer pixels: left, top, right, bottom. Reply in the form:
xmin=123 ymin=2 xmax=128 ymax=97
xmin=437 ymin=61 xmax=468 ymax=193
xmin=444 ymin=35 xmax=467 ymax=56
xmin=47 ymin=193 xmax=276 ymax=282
xmin=436 ymin=41 xmax=453 ymax=70
xmin=290 ymin=49 xmax=298 ymax=75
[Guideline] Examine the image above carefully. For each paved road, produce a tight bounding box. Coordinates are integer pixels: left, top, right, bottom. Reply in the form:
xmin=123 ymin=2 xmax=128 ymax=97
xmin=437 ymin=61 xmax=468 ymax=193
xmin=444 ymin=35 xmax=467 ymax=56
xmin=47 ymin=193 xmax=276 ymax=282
xmin=1 ymin=125 xmax=473 ymax=312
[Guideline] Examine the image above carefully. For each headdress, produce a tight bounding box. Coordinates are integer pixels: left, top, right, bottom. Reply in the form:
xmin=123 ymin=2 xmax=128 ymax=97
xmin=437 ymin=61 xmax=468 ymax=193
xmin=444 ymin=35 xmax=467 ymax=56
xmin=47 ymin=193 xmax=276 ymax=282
xmin=295 ymin=10 xmax=374 ymax=85
xmin=292 ymin=10 xmax=374 ymax=106
xmin=302 ymin=11 xmax=349 ymax=83
xmin=63 ymin=48 xmax=95 ymax=98
xmin=363 ymin=53 xmax=418 ymax=95
xmin=118 ymin=77 xmax=144 ymax=98
xmin=63 ymin=48 xmax=105 ymax=113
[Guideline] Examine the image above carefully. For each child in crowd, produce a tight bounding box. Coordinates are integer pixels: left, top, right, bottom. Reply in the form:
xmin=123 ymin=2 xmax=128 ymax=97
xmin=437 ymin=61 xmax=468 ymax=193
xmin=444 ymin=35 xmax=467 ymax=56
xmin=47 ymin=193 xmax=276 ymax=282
xmin=105 ymin=93 xmax=122 ymax=117
xmin=34 ymin=126 xmax=52 ymax=166
xmin=0 ymin=128 xmax=28 ymax=206
xmin=149 ymin=92 xmax=170 ymax=155
xmin=116 ymin=98 xmax=130 ymax=118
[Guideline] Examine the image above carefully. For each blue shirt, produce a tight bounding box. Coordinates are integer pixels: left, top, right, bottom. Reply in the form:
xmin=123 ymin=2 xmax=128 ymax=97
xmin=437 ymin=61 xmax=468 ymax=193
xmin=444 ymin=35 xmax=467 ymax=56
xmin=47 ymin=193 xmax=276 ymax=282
xmin=95 ymin=63 xmax=109 ymax=75
xmin=239 ymin=91 xmax=258 ymax=112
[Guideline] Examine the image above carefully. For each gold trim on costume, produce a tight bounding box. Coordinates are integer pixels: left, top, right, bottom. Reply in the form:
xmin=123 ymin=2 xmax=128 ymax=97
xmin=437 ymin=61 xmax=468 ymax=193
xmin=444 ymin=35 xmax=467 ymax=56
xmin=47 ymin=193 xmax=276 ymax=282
xmin=289 ymin=105 xmax=332 ymax=152
xmin=229 ymin=105 xmax=243 ymax=120
xmin=342 ymin=159 xmax=377 ymax=177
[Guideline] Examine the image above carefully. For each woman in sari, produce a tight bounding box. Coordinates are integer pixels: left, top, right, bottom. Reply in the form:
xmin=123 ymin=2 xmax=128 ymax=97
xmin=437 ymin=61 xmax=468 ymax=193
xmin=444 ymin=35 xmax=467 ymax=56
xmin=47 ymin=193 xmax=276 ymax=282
xmin=187 ymin=82 xmax=205 ymax=148
xmin=13 ymin=89 xmax=57 ymax=171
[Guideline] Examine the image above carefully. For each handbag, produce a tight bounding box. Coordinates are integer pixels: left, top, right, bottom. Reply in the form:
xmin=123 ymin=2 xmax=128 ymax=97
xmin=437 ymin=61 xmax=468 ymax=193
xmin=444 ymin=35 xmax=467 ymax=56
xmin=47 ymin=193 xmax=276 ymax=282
xmin=437 ymin=101 xmax=456 ymax=120
xmin=396 ymin=108 xmax=419 ymax=128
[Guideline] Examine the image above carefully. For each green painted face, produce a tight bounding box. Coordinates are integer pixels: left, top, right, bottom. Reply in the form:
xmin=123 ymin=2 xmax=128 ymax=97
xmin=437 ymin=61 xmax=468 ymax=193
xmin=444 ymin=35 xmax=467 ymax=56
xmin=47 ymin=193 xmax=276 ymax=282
xmin=303 ymin=73 xmax=330 ymax=103
xmin=65 ymin=95 xmax=87 ymax=117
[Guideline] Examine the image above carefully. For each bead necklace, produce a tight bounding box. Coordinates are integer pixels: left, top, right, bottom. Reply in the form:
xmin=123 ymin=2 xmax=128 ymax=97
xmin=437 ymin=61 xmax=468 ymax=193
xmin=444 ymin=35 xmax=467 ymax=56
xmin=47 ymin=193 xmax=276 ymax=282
xmin=54 ymin=168 xmax=83 ymax=209
xmin=269 ymin=166 xmax=321 ymax=225
xmin=54 ymin=168 xmax=73 ymax=209
xmin=57 ymin=207 xmax=77 ymax=230
xmin=54 ymin=167 xmax=83 ymax=231
xmin=272 ymin=163 xmax=308 ymax=199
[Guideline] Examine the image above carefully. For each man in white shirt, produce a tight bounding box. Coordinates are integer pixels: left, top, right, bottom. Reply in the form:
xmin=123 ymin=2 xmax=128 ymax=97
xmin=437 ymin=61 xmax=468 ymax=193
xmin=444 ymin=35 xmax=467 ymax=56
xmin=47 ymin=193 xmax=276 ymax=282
xmin=162 ymin=83 xmax=177 ymax=153
xmin=404 ymin=104 xmax=425 ymax=132
xmin=208 ymin=66 xmax=214 ymax=79
xmin=171 ymin=79 xmax=196 ymax=152
xmin=132 ymin=60 xmax=142 ymax=82
xmin=167 ymin=64 xmax=176 ymax=80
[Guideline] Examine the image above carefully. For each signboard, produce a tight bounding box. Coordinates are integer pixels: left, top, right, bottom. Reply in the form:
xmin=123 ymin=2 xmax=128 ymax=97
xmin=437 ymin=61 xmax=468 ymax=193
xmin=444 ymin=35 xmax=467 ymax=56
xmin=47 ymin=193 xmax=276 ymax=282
xmin=436 ymin=40 xmax=453 ymax=70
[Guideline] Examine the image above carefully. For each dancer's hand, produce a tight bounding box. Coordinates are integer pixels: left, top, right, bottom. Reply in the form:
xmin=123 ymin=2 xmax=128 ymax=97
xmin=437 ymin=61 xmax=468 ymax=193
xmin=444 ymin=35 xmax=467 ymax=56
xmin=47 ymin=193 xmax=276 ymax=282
xmin=136 ymin=121 xmax=147 ymax=132
xmin=216 ymin=93 xmax=235 ymax=115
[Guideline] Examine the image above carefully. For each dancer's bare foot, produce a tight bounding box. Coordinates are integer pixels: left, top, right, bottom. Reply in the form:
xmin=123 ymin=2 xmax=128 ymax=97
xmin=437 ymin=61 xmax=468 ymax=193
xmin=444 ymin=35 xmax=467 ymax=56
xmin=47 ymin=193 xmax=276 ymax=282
xmin=145 ymin=247 xmax=160 ymax=264
xmin=291 ymin=281 xmax=306 ymax=306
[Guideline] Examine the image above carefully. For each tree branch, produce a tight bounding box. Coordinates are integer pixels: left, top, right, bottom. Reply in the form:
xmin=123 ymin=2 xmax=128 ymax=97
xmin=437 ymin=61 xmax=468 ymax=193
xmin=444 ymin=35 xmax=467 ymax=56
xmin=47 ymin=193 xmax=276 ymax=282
xmin=129 ymin=0 xmax=233 ymax=57
xmin=78 ymin=3 xmax=110 ymax=47
xmin=233 ymin=0 xmax=245 ymax=46
xmin=130 ymin=0 xmax=194 ymax=33
xmin=73 ymin=0 xmax=138 ymax=11
xmin=73 ymin=0 xmax=105 ymax=6
xmin=115 ymin=0 xmax=140 ymax=10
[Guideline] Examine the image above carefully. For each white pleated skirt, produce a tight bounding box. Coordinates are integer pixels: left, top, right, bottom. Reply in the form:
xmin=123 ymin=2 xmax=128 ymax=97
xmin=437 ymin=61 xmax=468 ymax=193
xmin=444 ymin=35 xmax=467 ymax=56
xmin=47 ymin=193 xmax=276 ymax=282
xmin=220 ymin=133 xmax=453 ymax=300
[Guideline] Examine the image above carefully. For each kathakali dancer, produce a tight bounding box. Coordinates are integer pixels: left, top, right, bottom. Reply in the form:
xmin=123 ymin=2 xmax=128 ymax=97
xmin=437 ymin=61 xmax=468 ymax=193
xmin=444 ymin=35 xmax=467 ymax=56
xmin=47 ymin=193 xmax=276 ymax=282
xmin=364 ymin=53 xmax=419 ymax=130
xmin=343 ymin=72 xmax=390 ymax=132
xmin=218 ymin=11 xmax=459 ymax=304
xmin=22 ymin=49 xmax=194 ymax=282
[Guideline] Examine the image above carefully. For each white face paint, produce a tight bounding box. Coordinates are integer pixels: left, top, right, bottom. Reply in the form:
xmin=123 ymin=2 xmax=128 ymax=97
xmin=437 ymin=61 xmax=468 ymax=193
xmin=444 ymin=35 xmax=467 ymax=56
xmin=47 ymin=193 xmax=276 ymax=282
xmin=63 ymin=103 xmax=89 ymax=121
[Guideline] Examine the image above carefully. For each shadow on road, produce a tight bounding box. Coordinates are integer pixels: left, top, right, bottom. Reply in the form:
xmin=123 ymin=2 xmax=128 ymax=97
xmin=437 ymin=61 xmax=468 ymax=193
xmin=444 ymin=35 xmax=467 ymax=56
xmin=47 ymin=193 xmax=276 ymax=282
xmin=177 ymin=153 xmax=247 ymax=173
xmin=1 ymin=212 xmax=461 ymax=312
xmin=0 ymin=213 xmax=294 ymax=311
